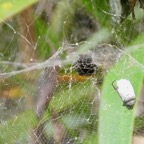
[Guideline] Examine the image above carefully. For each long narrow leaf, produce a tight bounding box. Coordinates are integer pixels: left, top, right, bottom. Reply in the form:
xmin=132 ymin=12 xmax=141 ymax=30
xmin=0 ymin=0 xmax=39 ymax=22
xmin=99 ymin=46 xmax=144 ymax=144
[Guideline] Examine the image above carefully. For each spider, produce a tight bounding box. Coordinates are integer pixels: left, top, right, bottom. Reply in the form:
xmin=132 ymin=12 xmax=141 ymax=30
xmin=73 ymin=55 xmax=97 ymax=76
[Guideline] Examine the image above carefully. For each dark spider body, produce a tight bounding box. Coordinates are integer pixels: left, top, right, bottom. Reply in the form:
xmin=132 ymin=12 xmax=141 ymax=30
xmin=74 ymin=55 xmax=97 ymax=76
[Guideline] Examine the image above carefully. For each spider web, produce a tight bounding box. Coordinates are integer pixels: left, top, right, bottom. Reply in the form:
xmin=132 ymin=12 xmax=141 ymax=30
xmin=0 ymin=1 xmax=144 ymax=144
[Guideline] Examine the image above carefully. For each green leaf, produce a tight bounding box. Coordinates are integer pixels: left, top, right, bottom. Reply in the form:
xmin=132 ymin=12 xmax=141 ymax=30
xmin=0 ymin=110 xmax=36 ymax=144
xmin=0 ymin=0 xmax=38 ymax=22
xmin=81 ymin=0 xmax=110 ymax=27
xmin=49 ymin=80 xmax=96 ymax=113
xmin=83 ymin=133 xmax=98 ymax=144
xmin=98 ymin=45 xmax=144 ymax=144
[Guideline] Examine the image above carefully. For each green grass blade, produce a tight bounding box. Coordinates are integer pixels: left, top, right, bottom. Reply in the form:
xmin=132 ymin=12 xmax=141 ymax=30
xmin=99 ymin=46 xmax=144 ymax=144
xmin=0 ymin=0 xmax=39 ymax=22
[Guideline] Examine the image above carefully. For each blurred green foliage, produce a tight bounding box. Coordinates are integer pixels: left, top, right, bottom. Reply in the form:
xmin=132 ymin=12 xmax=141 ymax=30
xmin=0 ymin=0 xmax=38 ymax=22
xmin=0 ymin=0 xmax=144 ymax=144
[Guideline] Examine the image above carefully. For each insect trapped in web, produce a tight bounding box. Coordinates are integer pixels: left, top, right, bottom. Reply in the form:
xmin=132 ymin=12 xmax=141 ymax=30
xmin=112 ymin=79 xmax=136 ymax=109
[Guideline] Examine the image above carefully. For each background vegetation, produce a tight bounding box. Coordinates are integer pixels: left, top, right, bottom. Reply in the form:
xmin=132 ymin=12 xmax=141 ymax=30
xmin=0 ymin=0 xmax=144 ymax=144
